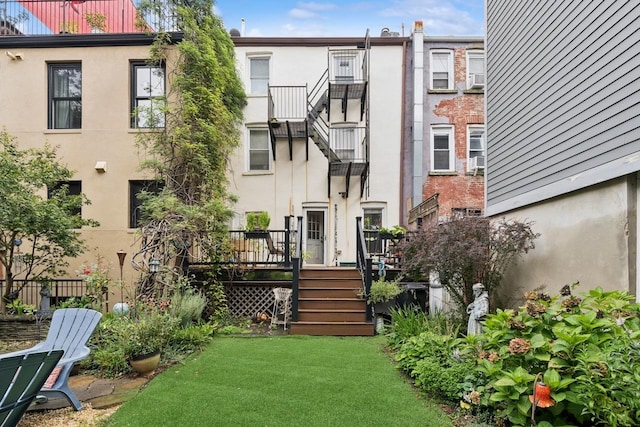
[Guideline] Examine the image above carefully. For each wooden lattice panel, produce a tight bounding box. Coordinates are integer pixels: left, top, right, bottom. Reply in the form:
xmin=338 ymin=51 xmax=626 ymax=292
xmin=226 ymin=285 xmax=290 ymax=317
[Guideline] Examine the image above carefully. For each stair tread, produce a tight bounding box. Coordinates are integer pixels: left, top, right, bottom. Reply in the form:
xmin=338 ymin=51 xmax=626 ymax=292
xmin=299 ymin=297 xmax=362 ymax=301
xmin=298 ymin=308 xmax=364 ymax=313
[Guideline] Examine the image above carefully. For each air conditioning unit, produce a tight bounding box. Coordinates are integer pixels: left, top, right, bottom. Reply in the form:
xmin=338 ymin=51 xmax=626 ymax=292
xmin=469 ymin=73 xmax=485 ymax=89
xmin=468 ymin=155 xmax=485 ymax=172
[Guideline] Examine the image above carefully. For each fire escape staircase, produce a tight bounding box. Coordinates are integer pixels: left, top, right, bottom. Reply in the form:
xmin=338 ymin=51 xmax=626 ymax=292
xmin=267 ymin=36 xmax=370 ymax=198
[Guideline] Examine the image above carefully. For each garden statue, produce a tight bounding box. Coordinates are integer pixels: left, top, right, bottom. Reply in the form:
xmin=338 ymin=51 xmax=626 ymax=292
xmin=467 ymin=283 xmax=489 ymax=335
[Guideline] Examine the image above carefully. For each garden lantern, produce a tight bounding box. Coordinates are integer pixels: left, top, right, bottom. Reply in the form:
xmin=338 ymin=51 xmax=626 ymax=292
xmin=149 ymin=257 xmax=160 ymax=274
xmin=529 ymin=380 xmax=554 ymax=408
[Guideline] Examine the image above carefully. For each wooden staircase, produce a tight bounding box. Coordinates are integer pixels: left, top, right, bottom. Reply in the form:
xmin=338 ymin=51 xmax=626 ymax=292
xmin=290 ymin=267 xmax=374 ymax=336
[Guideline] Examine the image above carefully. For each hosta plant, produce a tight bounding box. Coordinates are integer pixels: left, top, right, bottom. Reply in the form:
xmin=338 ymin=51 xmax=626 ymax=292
xmin=465 ymin=284 xmax=640 ymax=426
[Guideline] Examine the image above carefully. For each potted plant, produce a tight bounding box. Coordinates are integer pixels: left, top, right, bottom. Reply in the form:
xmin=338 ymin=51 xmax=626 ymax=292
xmin=84 ymin=12 xmax=107 ymax=33
xmin=59 ymin=20 xmax=79 ymax=34
xmin=124 ymin=314 xmax=163 ymax=374
xmin=245 ymin=211 xmax=271 ymax=238
xmin=378 ymin=225 xmax=407 ymax=240
xmin=367 ymin=277 xmax=402 ymax=314
xmin=269 ymin=117 xmax=281 ymax=128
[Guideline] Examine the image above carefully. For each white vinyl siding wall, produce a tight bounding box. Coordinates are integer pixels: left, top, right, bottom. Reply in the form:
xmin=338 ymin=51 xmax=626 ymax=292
xmin=486 ymin=1 xmax=640 ymax=215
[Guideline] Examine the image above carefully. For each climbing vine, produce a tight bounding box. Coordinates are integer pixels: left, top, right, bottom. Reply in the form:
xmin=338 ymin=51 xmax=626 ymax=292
xmin=132 ymin=0 xmax=246 ymax=299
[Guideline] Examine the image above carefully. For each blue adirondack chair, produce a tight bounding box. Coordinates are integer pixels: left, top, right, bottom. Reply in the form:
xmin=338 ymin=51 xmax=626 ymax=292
xmin=0 ymin=350 xmax=64 ymax=427
xmin=2 ymin=308 xmax=102 ymax=411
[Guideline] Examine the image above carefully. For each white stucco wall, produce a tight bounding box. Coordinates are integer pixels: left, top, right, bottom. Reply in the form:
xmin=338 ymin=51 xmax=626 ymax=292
xmin=498 ymin=176 xmax=633 ymax=306
xmin=231 ymin=41 xmax=404 ymax=264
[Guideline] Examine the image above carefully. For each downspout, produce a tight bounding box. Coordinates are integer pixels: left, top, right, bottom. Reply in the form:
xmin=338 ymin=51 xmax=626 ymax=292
xmin=412 ymin=21 xmax=425 ymax=211
xmin=399 ymin=30 xmax=407 ymax=225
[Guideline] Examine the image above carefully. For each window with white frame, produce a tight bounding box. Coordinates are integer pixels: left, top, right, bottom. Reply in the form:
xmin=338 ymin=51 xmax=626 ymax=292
xmin=363 ymin=208 xmax=383 ymax=230
xmin=431 ymin=125 xmax=455 ymax=171
xmin=430 ymin=50 xmax=453 ymax=90
xmin=333 ymin=54 xmax=356 ymax=81
xmin=131 ymin=62 xmax=166 ymax=128
xmin=331 ymin=127 xmax=357 ymax=160
xmin=249 ymin=57 xmax=269 ymax=94
xmin=467 ymin=125 xmax=485 ymax=171
xmin=363 ymin=206 xmax=384 ymax=253
xmin=466 ymin=50 xmax=485 ymax=89
xmin=248 ymin=129 xmax=270 ymax=171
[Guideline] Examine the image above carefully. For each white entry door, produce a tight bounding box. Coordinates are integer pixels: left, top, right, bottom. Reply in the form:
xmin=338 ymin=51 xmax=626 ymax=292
xmin=305 ymin=210 xmax=326 ymax=265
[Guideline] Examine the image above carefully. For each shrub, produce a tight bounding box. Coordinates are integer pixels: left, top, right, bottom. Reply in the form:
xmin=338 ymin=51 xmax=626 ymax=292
xmin=467 ymin=285 xmax=640 ymax=426
xmin=387 ymin=307 xmax=459 ymax=350
xmin=413 ymin=357 xmax=476 ymax=402
xmin=367 ymin=278 xmax=402 ymax=304
xmin=169 ymin=285 xmax=207 ymax=327
xmin=394 ymin=328 xmax=473 ymax=403
xmin=401 ymin=217 xmax=539 ymax=317
xmin=83 ymin=296 xmax=214 ymax=377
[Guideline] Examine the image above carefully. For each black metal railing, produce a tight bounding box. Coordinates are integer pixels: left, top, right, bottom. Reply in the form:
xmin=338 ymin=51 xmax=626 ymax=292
xmin=356 ymin=216 xmax=373 ymax=321
xmin=328 ymin=48 xmax=368 ymax=83
xmin=0 ymin=0 xmax=178 ymax=36
xmin=329 ymin=126 xmax=367 ymax=162
xmin=363 ymin=230 xmax=407 ymax=268
xmin=291 ymin=215 xmax=303 ymax=321
xmin=1 ymin=279 xmax=86 ymax=309
xmin=268 ymin=86 xmax=307 ymax=122
xmin=189 ymin=217 xmax=300 ymax=268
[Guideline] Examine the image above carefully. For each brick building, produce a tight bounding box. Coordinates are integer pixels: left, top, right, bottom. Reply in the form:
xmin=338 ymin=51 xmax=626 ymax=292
xmin=403 ymin=22 xmax=485 ymax=227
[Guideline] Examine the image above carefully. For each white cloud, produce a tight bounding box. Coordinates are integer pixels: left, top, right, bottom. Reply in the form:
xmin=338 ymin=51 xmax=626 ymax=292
xmin=289 ymin=8 xmax=319 ymax=19
xmin=298 ymin=2 xmax=338 ymax=12
xmin=378 ymin=0 xmax=482 ymax=35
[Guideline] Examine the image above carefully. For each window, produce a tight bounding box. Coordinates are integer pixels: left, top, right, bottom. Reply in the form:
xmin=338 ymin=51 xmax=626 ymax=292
xmin=131 ymin=62 xmax=165 ymax=128
xmin=431 ymin=126 xmax=455 ymax=171
xmin=430 ymin=50 xmax=453 ymax=90
xmin=467 ymin=125 xmax=485 ymax=172
xmin=451 ymin=207 xmax=482 ymax=219
xmin=250 ymin=57 xmax=269 ymax=94
xmin=248 ymin=129 xmax=270 ymax=171
xmin=363 ymin=208 xmax=382 ymax=230
xmin=48 ymin=63 xmax=81 ymax=129
xmin=331 ymin=127 xmax=357 ymax=160
xmin=129 ymin=180 xmax=163 ymax=228
xmin=333 ymin=54 xmax=356 ymax=81
xmin=467 ymin=50 xmax=485 ymax=89
xmin=363 ymin=207 xmax=383 ymax=253
xmin=48 ymin=181 xmax=82 ymax=217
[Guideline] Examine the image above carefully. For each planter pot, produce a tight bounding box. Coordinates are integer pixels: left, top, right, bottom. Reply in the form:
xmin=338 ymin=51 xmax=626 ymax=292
xmin=373 ymin=300 xmax=394 ymax=315
xmin=130 ymin=350 xmax=160 ymax=375
xmin=244 ymin=230 xmax=269 ymax=239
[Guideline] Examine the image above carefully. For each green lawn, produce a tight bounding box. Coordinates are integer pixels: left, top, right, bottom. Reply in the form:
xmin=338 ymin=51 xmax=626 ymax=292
xmin=104 ymin=335 xmax=452 ymax=427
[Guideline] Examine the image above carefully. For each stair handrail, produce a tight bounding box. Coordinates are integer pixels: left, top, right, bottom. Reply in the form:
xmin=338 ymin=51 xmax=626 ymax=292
xmin=291 ymin=215 xmax=303 ymax=321
xmin=356 ymin=216 xmax=373 ymax=321
xmin=308 ymin=69 xmax=328 ymax=106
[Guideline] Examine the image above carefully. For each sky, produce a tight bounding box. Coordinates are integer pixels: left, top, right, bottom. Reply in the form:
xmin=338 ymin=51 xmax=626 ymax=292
xmin=213 ymin=0 xmax=484 ymax=38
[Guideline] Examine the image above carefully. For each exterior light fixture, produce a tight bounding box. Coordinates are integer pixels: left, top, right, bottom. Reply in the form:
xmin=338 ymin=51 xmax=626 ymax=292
xmin=529 ymin=379 xmax=554 ymax=408
xmin=149 ymin=258 xmax=160 ymax=274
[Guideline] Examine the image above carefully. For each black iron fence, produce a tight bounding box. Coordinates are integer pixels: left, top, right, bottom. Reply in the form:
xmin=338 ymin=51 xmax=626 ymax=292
xmin=189 ymin=229 xmax=299 ymax=268
xmin=1 ymin=279 xmax=86 ymax=311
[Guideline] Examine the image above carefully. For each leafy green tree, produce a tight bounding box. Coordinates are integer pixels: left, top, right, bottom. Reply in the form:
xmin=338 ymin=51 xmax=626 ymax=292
xmin=0 ymin=130 xmax=97 ymax=313
xmin=401 ymin=217 xmax=539 ymax=316
xmin=132 ymin=0 xmax=246 ymax=299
